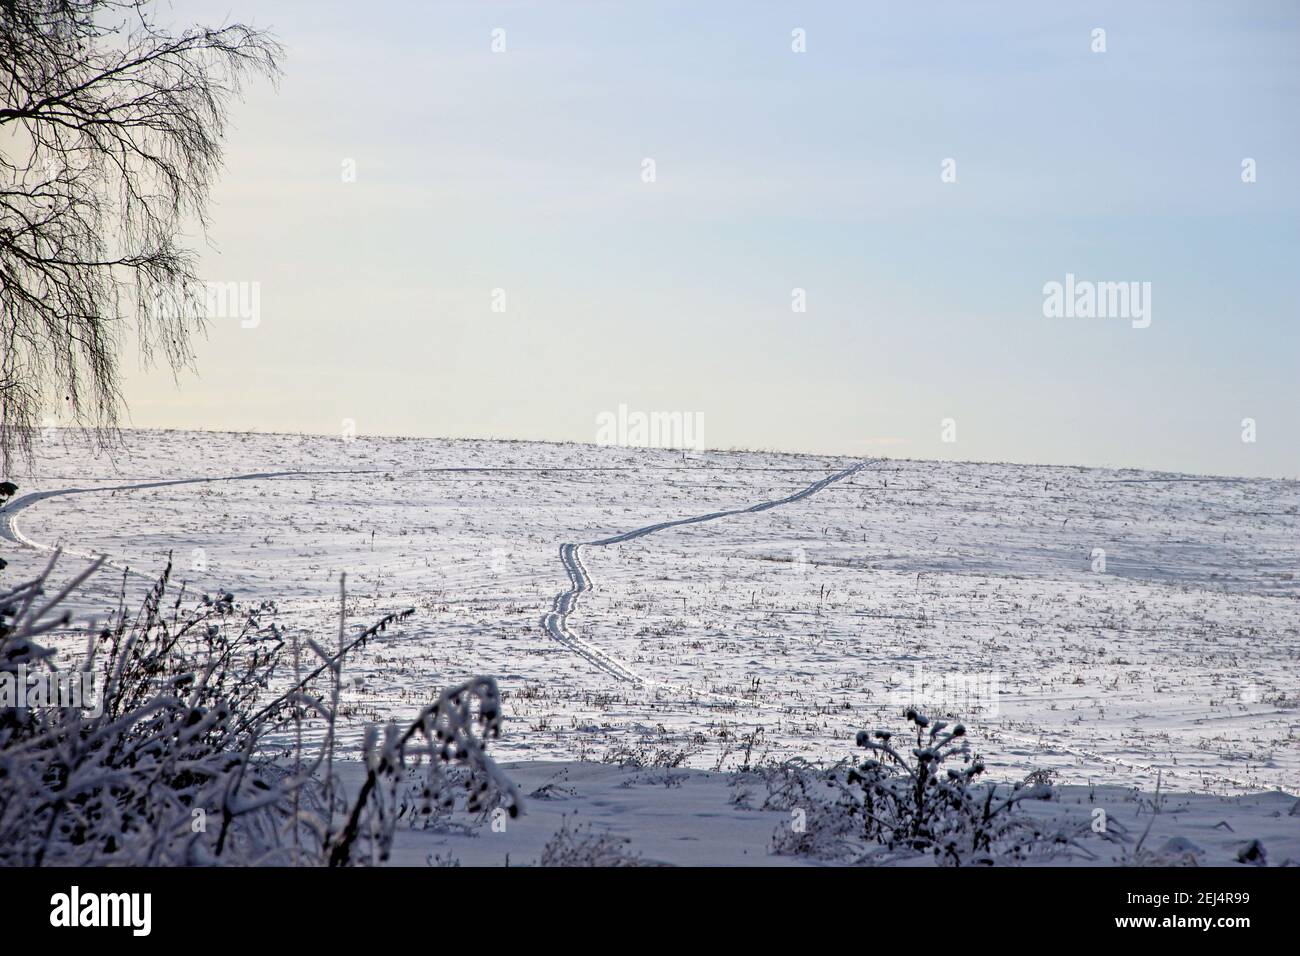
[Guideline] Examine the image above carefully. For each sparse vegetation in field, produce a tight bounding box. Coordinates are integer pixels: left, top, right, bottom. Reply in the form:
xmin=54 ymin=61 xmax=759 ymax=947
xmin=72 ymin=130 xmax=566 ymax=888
xmin=0 ymin=552 xmax=520 ymax=866
xmin=538 ymin=816 xmax=644 ymax=867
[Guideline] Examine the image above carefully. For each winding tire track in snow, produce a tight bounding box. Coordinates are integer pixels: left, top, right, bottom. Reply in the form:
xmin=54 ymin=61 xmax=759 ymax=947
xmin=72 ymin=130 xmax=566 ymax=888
xmin=0 ymin=465 xmax=599 ymax=570
xmin=535 ymin=462 xmax=1257 ymax=793
xmin=0 ymin=469 xmax=414 ymax=577
xmin=3 ymin=473 xmax=304 ymax=568
xmin=4 ymin=459 xmax=1256 ymax=791
xmin=540 ymin=461 xmax=871 ymax=691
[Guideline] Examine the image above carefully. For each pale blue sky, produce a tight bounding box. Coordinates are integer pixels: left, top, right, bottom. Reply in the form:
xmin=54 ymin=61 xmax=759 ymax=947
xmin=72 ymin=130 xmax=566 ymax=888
xmin=121 ymin=1 xmax=1300 ymax=477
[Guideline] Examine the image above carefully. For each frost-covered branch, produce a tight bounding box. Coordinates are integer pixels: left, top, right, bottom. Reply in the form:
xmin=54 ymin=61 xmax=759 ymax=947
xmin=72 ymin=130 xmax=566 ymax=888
xmin=0 ymin=550 xmax=521 ymax=866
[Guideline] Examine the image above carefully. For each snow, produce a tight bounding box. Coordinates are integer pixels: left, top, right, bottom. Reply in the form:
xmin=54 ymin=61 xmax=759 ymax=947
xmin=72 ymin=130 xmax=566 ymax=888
xmin=336 ymin=760 xmax=1300 ymax=867
xmin=2 ymin=428 xmax=1297 ymax=864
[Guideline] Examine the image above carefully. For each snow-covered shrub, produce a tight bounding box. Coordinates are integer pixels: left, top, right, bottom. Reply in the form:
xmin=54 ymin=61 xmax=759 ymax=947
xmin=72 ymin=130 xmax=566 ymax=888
xmin=326 ymin=676 xmax=521 ymax=865
xmin=766 ymin=710 xmax=1090 ymax=865
xmin=0 ymin=551 xmax=520 ymax=866
xmin=847 ymin=708 xmax=1059 ymax=864
xmin=754 ymin=758 xmax=861 ymax=859
xmin=539 ymin=816 xmax=644 ymax=867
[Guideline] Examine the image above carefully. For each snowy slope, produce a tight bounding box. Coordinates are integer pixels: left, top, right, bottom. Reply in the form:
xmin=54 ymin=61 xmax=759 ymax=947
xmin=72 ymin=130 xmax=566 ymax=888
xmin=3 ymin=429 xmax=1296 ymax=810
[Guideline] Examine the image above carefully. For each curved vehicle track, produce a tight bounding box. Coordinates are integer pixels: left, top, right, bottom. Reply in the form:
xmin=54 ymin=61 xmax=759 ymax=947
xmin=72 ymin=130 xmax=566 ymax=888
xmin=540 ymin=461 xmax=872 ymax=692
xmin=4 ymin=457 xmax=1259 ymax=793
xmin=1 ymin=465 xmax=599 ymax=576
xmin=0 ymin=470 xmax=391 ymax=575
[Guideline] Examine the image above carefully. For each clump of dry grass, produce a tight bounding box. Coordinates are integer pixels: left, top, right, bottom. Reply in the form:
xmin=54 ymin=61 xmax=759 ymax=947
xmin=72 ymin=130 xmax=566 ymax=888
xmin=538 ymin=816 xmax=644 ymax=867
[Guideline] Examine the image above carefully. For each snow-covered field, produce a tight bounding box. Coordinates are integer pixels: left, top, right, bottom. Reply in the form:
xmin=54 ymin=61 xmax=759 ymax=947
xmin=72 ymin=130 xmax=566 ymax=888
xmin=361 ymin=762 xmax=1299 ymax=867
xmin=3 ymin=429 xmax=1297 ymax=864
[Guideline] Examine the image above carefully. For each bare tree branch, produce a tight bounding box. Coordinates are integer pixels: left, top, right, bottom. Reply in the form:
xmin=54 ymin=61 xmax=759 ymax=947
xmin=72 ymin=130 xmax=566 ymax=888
xmin=0 ymin=0 xmax=282 ymax=470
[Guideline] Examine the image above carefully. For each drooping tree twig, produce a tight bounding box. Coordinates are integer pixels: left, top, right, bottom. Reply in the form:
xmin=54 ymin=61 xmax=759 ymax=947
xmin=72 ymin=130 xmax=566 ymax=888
xmin=0 ymin=0 xmax=282 ymax=469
